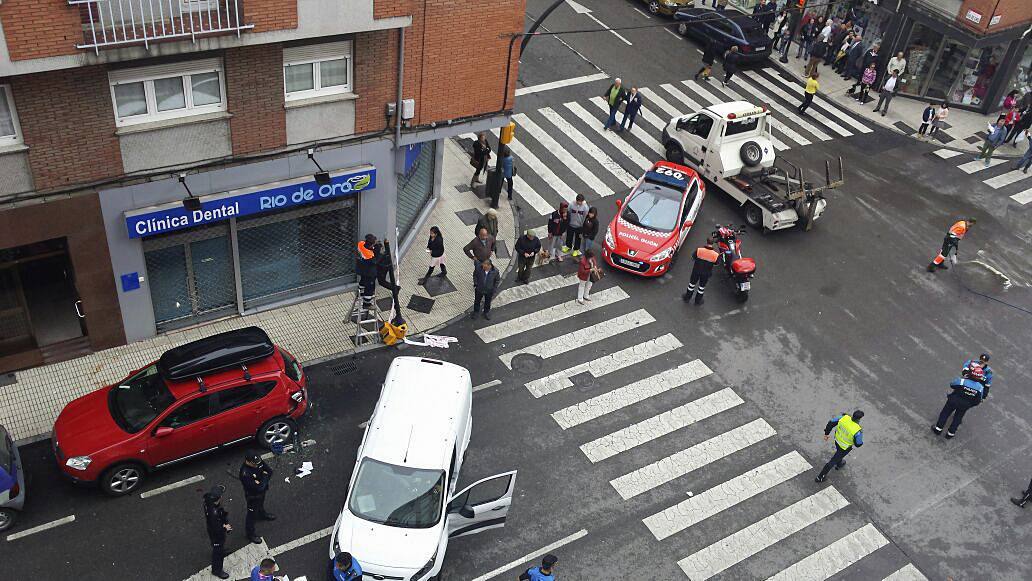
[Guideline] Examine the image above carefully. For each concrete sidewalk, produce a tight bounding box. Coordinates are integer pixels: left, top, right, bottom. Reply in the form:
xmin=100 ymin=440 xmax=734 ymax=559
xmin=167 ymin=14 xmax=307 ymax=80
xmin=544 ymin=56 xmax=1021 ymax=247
xmin=0 ymin=137 xmax=517 ymax=444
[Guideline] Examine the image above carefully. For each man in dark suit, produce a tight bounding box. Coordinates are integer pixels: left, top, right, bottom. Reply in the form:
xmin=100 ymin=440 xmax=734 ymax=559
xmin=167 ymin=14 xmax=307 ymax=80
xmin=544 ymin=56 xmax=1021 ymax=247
xmin=618 ymin=87 xmax=643 ymax=132
xmin=471 ymin=259 xmax=500 ymax=320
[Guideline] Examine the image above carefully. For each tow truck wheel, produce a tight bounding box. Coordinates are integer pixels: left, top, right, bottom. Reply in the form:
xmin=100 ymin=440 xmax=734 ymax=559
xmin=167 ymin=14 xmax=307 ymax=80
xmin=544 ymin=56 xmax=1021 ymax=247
xmin=744 ymin=203 xmax=763 ymax=229
xmin=740 ymin=141 xmax=763 ymax=167
xmin=665 ymin=143 xmax=685 ymax=164
xmin=648 ymin=1 xmax=660 ymax=13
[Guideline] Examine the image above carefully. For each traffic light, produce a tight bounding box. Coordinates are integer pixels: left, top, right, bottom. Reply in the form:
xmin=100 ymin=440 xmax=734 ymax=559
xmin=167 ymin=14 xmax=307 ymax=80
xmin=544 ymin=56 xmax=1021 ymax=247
xmin=500 ymin=121 xmax=516 ymax=145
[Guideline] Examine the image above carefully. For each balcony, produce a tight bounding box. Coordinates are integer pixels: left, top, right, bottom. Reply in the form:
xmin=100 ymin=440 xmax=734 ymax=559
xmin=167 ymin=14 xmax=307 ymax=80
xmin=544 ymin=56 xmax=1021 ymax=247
xmin=70 ymin=0 xmax=254 ymax=53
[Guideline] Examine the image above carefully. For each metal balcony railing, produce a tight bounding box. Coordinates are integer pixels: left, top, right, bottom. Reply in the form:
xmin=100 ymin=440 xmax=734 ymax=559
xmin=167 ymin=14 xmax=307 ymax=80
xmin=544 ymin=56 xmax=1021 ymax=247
xmin=70 ymin=0 xmax=254 ymax=53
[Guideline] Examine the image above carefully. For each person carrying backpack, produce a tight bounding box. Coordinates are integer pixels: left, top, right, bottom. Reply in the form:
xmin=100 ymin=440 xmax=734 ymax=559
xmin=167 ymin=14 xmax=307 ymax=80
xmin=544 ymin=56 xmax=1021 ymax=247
xmin=519 ymin=554 xmax=558 ymax=581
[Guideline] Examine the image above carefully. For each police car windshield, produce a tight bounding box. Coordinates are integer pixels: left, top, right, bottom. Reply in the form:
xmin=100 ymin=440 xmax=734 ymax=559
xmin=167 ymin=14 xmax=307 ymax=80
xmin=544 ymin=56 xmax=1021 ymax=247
xmin=621 ymin=183 xmax=682 ymax=233
xmin=349 ymin=458 xmax=446 ymax=528
xmin=108 ymin=364 xmax=176 ymax=433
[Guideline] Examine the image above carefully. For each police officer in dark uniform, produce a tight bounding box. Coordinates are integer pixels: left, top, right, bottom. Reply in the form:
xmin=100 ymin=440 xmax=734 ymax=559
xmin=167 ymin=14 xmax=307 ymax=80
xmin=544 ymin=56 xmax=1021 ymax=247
xmin=932 ymin=365 xmax=986 ymax=439
xmin=239 ymin=453 xmax=276 ymax=544
xmin=682 ymin=241 xmax=719 ymax=305
xmin=203 ymin=484 xmax=232 ymax=580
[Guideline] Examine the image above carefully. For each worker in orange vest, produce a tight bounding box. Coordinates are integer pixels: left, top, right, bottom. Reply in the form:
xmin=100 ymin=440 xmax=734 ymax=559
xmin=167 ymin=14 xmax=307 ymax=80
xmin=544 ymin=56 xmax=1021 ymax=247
xmin=683 ymin=241 xmax=720 ymax=305
xmin=927 ymin=219 xmax=975 ymax=272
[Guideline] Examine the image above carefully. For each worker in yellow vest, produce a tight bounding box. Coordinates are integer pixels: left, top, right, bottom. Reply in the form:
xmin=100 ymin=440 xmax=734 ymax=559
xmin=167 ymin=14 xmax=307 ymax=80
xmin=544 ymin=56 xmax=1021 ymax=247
xmin=815 ymin=410 xmax=864 ymax=483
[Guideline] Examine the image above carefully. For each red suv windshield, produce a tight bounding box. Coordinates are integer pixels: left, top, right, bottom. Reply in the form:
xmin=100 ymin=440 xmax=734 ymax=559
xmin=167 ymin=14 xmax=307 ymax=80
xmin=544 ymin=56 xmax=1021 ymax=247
xmin=108 ymin=365 xmax=176 ymax=433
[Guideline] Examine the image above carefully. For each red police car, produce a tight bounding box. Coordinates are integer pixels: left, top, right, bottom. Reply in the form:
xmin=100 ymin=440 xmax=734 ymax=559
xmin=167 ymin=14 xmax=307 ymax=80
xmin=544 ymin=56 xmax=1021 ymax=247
xmin=602 ymin=161 xmax=705 ymax=276
xmin=52 ymin=327 xmax=308 ymax=496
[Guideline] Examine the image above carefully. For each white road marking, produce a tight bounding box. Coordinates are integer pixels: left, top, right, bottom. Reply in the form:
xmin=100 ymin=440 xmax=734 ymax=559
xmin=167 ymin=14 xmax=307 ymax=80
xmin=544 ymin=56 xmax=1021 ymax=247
xmin=270 ymin=525 xmax=334 ymax=556
xmin=540 ymin=107 xmax=636 ymax=186
xmin=766 ymin=523 xmax=890 ymax=581
xmin=499 ymin=309 xmax=655 ymax=368
xmin=565 ymin=101 xmax=653 ymax=171
xmin=697 ymin=79 xmax=805 ymax=148
xmin=756 ymin=70 xmax=873 ymax=134
xmin=631 ymin=5 xmax=652 ymax=18
xmin=515 ymin=72 xmax=609 ymax=96
xmin=644 ymin=450 xmax=810 ymax=540
xmin=732 ymin=74 xmax=833 ymax=141
xmin=469 ymin=528 xmax=589 ymax=581
xmin=957 ymin=157 xmax=1008 ymax=173
xmin=475 ymin=286 xmax=629 ymax=343
xmin=514 ymin=113 xmax=614 ymax=197
xmin=140 ymin=474 xmax=205 ymax=499
xmin=566 ymin=0 xmax=633 ymax=45
xmin=933 ymin=148 xmax=962 ymax=159
xmin=6 ymin=515 xmax=75 ymax=541
xmin=512 ymin=174 xmax=556 ymax=216
xmin=580 ymin=386 xmax=739 ymax=463
xmin=1011 ymin=186 xmax=1032 ymax=204
xmin=677 ymin=487 xmax=850 ymax=581
xmin=590 ymin=96 xmax=666 ymax=156
xmin=526 ymin=333 xmax=682 ymax=397
xmin=665 ymin=28 xmax=684 ymax=40
xmin=493 ymin=274 xmax=579 ymax=308
xmin=983 ymin=168 xmax=1031 ymax=189
xmin=473 ymin=379 xmax=503 ymax=392
xmin=638 ymin=86 xmax=685 ymax=118
xmin=506 ymin=136 xmax=577 ymax=204
xmin=612 ymin=418 xmax=776 ymax=500
xmin=740 ymin=70 xmax=852 ymax=137
xmin=882 ymin=563 xmax=929 ymax=581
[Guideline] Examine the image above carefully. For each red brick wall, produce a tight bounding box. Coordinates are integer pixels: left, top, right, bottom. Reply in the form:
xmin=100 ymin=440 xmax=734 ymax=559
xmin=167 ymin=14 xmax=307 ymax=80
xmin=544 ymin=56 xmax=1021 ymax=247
xmin=245 ymin=0 xmax=299 ymax=33
xmin=224 ymin=44 xmax=287 ymax=154
xmin=0 ymin=0 xmax=81 ymax=61
xmin=10 ymin=67 xmax=123 ymax=190
xmin=957 ymin=0 xmax=1031 ymax=32
xmin=354 ymin=29 xmax=401 ymax=134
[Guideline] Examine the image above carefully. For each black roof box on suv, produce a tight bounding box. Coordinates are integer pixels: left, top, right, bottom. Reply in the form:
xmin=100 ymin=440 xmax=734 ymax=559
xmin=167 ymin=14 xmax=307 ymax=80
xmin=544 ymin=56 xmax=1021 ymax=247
xmin=158 ymin=326 xmax=275 ymax=381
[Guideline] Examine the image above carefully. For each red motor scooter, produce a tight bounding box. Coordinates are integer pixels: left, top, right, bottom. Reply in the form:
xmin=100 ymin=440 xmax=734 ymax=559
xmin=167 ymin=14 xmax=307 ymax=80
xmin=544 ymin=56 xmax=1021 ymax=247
xmin=712 ymin=224 xmax=756 ymax=303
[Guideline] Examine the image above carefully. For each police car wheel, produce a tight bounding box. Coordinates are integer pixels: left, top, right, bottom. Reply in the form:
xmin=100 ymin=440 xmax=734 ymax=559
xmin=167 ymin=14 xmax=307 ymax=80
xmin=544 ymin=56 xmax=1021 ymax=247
xmin=101 ymin=462 xmax=145 ymax=496
xmin=740 ymin=141 xmax=763 ymax=167
xmin=744 ymin=203 xmax=763 ymax=228
xmin=0 ymin=508 xmax=16 ymax=532
xmin=258 ymin=417 xmax=296 ymax=449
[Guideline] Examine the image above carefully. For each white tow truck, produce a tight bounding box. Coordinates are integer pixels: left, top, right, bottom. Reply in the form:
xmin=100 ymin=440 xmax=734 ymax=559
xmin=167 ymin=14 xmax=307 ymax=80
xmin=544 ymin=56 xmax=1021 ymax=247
xmin=661 ymin=101 xmax=842 ymax=232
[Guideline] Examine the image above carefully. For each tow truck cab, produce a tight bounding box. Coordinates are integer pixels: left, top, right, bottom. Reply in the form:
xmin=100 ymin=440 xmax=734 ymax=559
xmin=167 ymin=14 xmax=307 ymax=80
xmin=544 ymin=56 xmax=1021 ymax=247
xmin=662 ymin=101 xmax=775 ymax=181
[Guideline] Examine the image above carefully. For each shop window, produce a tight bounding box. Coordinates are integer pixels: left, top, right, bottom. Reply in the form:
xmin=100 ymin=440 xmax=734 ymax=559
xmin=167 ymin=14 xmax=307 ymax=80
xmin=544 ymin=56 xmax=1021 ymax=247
xmin=283 ymin=41 xmax=353 ymax=101
xmin=108 ymin=58 xmax=226 ymax=127
xmin=396 ymin=142 xmax=437 ymax=240
xmin=0 ymin=85 xmax=22 ymax=145
xmin=1000 ymin=44 xmax=1031 ymax=108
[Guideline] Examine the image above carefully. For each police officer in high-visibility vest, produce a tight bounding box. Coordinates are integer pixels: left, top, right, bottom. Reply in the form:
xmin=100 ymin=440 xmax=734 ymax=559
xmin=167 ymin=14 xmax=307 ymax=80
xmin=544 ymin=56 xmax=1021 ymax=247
xmin=927 ymin=218 xmax=975 ymax=272
xmin=815 ymin=410 xmax=864 ymax=483
xmin=932 ymin=365 xmax=987 ymax=439
xmin=682 ymin=241 xmax=719 ymax=305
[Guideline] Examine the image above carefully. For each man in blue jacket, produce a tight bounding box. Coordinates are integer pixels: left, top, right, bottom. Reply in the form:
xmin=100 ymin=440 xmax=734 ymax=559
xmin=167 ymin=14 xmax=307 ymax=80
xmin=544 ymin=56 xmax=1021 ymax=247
xmin=963 ymin=353 xmax=993 ymax=395
xmin=975 ymin=120 xmax=1008 ymax=167
xmin=332 ymin=552 xmax=362 ymax=580
xmin=519 ymin=554 xmax=558 ymax=581
xmin=618 ymin=87 xmax=643 ymax=133
xmin=933 ymin=366 xmax=987 ymax=438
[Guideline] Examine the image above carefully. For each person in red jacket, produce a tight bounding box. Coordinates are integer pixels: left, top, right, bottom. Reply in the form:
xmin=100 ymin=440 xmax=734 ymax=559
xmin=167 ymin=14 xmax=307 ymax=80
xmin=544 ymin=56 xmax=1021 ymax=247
xmin=576 ymin=249 xmax=599 ymax=304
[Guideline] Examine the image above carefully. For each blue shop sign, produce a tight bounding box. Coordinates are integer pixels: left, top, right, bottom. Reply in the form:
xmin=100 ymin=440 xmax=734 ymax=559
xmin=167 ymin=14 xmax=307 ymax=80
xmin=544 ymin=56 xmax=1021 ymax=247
xmin=125 ymin=165 xmax=376 ymax=239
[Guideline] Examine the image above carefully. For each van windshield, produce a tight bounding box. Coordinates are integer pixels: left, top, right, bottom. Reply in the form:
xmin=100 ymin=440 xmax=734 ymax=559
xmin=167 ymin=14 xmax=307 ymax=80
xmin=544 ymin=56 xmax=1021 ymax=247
xmin=108 ymin=364 xmax=176 ymax=433
xmin=349 ymin=458 xmax=446 ymax=528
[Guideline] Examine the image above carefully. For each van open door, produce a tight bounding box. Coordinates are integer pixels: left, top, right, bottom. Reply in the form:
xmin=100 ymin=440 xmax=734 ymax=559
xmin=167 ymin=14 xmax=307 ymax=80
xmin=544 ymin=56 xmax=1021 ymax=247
xmin=446 ymin=470 xmax=517 ymax=539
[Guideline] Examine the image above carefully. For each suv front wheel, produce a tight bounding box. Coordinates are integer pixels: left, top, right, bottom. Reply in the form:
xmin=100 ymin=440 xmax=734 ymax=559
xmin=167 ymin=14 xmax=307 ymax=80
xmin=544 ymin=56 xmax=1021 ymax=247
xmin=665 ymin=143 xmax=685 ymax=165
xmin=258 ymin=417 xmax=297 ymax=449
xmin=101 ymin=462 xmax=146 ymax=496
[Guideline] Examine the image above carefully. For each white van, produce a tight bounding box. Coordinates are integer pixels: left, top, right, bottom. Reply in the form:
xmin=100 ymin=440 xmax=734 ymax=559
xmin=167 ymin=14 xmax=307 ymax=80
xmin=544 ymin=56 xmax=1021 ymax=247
xmin=329 ymin=357 xmax=517 ymax=580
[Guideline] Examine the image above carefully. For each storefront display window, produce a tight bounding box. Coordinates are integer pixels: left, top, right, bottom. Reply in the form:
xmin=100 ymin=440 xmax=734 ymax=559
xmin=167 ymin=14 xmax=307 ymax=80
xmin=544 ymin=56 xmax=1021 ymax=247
xmin=901 ymin=23 xmax=942 ymax=96
xmin=899 ymin=21 xmax=1006 ymax=109
xmin=1000 ymin=44 xmax=1031 ymax=108
xmin=397 ymin=142 xmax=437 ymax=240
xmin=945 ymin=44 xmax=1005 ymax=107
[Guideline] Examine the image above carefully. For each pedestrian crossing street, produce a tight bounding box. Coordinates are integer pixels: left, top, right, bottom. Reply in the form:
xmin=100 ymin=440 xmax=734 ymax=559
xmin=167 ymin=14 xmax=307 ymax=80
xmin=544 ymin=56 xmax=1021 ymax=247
xmin=461 ymin=67 xmax=877 ymax=220
xmin=485 ymin=277 xmax=927 ymax=580
xmin=930 ymin=147 xmax=1032 ymax=205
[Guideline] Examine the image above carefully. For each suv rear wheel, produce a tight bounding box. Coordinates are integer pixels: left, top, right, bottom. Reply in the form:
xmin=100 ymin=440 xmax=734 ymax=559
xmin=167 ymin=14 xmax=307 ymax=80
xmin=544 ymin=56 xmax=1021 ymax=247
xmin=258 ymin=417 xmax=296 ymax=449
xmin=101 ymin=462 xmax=145 ymax=496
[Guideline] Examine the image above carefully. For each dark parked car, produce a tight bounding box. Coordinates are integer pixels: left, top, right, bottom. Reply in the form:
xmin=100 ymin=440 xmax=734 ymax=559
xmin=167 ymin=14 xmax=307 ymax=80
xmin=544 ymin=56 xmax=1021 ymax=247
xmin=674 ymin=8 xmax=772 ymax=62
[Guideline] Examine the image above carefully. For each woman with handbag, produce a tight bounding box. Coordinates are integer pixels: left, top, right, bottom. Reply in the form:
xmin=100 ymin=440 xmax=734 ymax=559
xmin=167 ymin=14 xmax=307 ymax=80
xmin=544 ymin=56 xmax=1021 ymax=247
xmin=470 ymin=132 xmax=491 ymax=187
xmin=576 ymin=249 xmax=601 ymax=305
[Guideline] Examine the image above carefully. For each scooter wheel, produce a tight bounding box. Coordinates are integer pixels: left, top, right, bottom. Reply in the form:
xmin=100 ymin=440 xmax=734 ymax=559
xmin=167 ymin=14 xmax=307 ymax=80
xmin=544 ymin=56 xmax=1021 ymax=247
xmin=736 ymin=290 xmax=749 ymax=303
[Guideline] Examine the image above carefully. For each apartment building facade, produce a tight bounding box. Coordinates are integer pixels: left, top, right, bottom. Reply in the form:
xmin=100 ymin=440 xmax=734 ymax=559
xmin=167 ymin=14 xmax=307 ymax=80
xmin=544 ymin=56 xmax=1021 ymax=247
xmin=0 ymin=0 xmax=524 ymax=372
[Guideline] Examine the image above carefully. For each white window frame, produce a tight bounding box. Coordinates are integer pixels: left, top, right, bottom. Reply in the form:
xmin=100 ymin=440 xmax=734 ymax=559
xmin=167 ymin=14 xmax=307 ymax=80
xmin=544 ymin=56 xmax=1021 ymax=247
xmin=283 ymin=41 xmax=353 ymax=102
xmin=108 ymin=58 xmax=227 ymax=128
xmin=0 ymin=84 xmax=23 ymax=146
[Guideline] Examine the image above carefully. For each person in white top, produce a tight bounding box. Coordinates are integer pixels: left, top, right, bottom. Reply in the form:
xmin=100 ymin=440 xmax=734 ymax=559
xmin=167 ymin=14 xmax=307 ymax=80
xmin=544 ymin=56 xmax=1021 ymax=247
xmin=930 ymin=103 xmax=949 ymax=135
xmin=820 ymin=21 xmax=833 ymax=43
xmin=873 ymin=70 xmax=900 ymax=116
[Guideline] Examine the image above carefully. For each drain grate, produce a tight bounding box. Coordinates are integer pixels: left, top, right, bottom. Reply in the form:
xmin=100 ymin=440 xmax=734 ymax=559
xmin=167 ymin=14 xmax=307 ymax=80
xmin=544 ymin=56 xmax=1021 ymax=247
xmin=329 ymin=359 xmax=358 ymax=375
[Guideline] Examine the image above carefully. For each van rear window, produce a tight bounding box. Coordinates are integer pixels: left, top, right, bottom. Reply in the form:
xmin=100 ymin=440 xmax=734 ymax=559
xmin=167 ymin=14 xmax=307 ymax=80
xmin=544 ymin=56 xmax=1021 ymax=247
xmin=726 ymin=117 xmax=760 ymax=137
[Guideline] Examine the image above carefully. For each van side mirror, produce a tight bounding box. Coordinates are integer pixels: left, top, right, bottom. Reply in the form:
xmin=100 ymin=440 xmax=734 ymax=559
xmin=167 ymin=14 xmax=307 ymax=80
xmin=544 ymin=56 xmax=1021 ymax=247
xmin=615 ymin=199 xmax=623 ymax=210
xmin=154 ymin=426 xmax=174 ymax=438
xmin=459 ymin=505 xmax=475 ymax=519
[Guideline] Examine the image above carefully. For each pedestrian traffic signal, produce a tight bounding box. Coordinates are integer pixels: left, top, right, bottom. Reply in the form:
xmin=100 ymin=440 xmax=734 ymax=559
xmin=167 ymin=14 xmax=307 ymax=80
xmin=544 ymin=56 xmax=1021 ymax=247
xmin=500 ymin=121 xmax=516 ymax=145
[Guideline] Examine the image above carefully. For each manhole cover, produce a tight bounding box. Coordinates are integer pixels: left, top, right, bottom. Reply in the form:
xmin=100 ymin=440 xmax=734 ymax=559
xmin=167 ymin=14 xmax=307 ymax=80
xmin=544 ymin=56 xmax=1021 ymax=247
xmin=569 ymin=372 xmax=598 ymax=392
xmin=510 ymin=354 xmax=544 ymax=374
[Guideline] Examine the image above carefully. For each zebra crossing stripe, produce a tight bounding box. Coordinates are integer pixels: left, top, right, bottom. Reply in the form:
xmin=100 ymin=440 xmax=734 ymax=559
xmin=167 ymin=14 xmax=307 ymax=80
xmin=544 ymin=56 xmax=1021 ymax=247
xmin=638 ymin=87 xmax=685 ymax=119
xmin=755 ymin=69 xmax=873 ymax=134
xmin=612 ymin=418 xmax=776 ymax=500
xmin=882 ymin=563 xmax=929 ymax=581
xmin=565 ymin=101 xmax=654 ymax=171
xmin=957 ymin=157 xmax=1008 ymax=173
xmin=765 ymin=523 xmax=889 ymax=581
xmin=932 ymin=148 xmax=962 ymax=159
xmin=983 ymin=168 xmax=1030 ymax=189
xmin=643 ymin=450 xmax=810 ymax=540
xmin=657 ymin=83 xmax=705 ymax=111
xmin=740 ymin=70 xmax=852 ymax=138
xmin=1011 ymin=186 xmax=1032 ymax=205
xmin=731 ymin=74 xmax=833 ymax=141
xmin=514 ymin=113 xmax=614 ymax=197
xmin=677 ymin=487 xmax=850 ymax=581
xmin=475 ymin=286 xmax=629 ymax=343
xmin=539 ymin=107 xmax=637 ymax=187
xmin=590 ymin=96 xmax=666 ymax=156
xmin=492 ymin=274 xmax=579 ymax=309
xmin=498 ymin=309 xmax=655 ymax=369
xmin=506 ymin=136 xmax=577 ymax=204
xmin=690 ymin=79 xmax=801 ymax=149
xmin=526 ymin=333 xmax=682 ymax=397
xmin=512 ymin=175 xmax=556 ymax=216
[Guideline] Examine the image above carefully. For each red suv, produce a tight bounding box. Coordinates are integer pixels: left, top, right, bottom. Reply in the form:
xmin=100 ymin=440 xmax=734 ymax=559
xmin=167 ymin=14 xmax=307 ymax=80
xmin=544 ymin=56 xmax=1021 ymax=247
xmin=52 ymin=327 xmax=309 ymax=496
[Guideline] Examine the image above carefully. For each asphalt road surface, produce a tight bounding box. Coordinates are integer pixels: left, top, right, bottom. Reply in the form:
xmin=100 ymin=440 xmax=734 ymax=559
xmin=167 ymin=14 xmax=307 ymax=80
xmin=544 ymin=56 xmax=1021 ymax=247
xmin=4 ymin=1 xmax=1032 ymax=580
